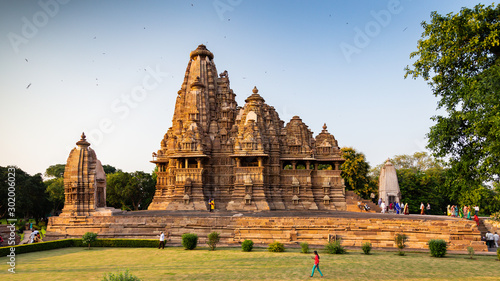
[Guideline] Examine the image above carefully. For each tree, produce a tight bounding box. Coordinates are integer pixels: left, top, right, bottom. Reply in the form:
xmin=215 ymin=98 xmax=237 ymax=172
xmin=44 ymin=164 xmax=66 ymax=179
xmin=82 ymin=232 xmax=98 ymax=249
xmin=405 ymin=3 xmax=500 ymax=186
xmin=43 ymin=165 xmax=65 ymax=214
xmin=45 ymin=177 xmax=64 ymax=213
xmin=340 ymin=147 xmax=377 ymax=199
xmin=102 ymin=165 xmax=117 ymax=174
xmin=106 ymin=171 xmax=156 ymax=211
xmin=0 ymin=166 xmax=51 ymax=220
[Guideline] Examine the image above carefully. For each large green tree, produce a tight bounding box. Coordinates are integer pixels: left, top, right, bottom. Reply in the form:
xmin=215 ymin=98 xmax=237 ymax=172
xmin=106 ymin=171 xmax=156 ymax=210
xmin=340 ymin=147 xmax=377 ymax=199
xmin=0 ymin=166 xmax=51 ymax=220
xmin=405 ymin=4 xmax=500 ymax=188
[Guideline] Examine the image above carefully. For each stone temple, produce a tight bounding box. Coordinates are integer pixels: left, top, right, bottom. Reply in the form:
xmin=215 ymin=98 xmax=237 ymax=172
xmin=378 ymin=159 xmax=401 ymax=206
xmin=46 ymin=45 xmax=488 ymax=253
xmin=148 ymin=44 xmax=346 ymax=211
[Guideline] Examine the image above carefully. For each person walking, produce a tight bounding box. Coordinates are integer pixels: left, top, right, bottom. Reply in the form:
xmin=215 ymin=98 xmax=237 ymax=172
xmin=403 ymin=203 xmax=409 ymax=215
xmin=474 ymin=205 xmax=479 ymax=216
xmin=494 ymin=232 xmax=499 ymax=248
xmin=426 ymin=203 xmax=431 ymax=215
xmin=158 ymin=231 xmax=165 ymax=249
xmin=420 ymin=202 xmax=425 ymax=215
xmin=310 ymin=250 xmax=323 ymax=278
xmin=380 ymin=201 xmax=386 ymax=214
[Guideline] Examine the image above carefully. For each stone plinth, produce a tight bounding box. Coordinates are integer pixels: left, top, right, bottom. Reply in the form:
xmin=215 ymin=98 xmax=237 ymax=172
xmin=46 ymin=211 xmax=488 ymax=252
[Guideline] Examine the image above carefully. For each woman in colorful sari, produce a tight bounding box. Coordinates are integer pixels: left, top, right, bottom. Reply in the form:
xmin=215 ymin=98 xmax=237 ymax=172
xmin=459 ymin=206 xmax=463 ymax=218
xmin=395 ymin=202 xmax=400 ymax=214
xmin=467 ymin=206 xmax=472 ymax=220
xmin=447 ymin=205 xmax=451 ymax=216
xmin=454 ymin=205 xmax=459 ymax=217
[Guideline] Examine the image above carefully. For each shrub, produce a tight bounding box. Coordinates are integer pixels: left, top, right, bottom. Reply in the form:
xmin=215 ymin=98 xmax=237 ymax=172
xmin=181 ymin=233 xmax=198 ymax=250
xmin=394 ymin=234 xmax=408 ymax=256
xmin=497 ymin=247 xmax=500 ymax=261
xmin=102 ymin=269 xmax=141 ymax=281
xmin=325 ymin=239 xmax=346 ymax=254
xmin=300 ymin=242 xmax=309 ymax=254
xmin=467 ymin=246 xmax=475 ymax=259
xmin=207 ymin=232 xmax=220 ymax=251
xmin=428 ymin=239 xmax=447 ymax=257
xmin=82 ymin=232 xmax=98 ymax=249
xmin=268 ymin=241 xmax=285 ymax=252
xmin=361 ymin=242 xmax=372 ymax=255
xmin=242 ymin=240 xmax=254 ymax=252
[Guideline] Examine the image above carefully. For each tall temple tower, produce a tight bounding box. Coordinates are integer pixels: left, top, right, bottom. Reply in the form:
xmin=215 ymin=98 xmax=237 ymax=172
xmin=149 ymin=45 xmax=346 ymax=211
xmin=60 ymin=133 xmax=109 ymax=216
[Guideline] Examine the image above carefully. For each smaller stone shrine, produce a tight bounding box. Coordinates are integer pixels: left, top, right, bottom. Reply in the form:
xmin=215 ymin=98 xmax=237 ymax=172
xmin=378 ymin=159 xmax=401 ymax=206
xmin=60 ymin=133 xmax=119 ymax=217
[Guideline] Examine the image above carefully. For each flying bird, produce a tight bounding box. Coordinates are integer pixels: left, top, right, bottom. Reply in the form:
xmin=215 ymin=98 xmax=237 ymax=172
xmin=26 ymin=83 xmax=31 ymax=89
xmin=25 ymin=58 xmax=28 ymax=62
xmin=403 ymin=27 xmax=408 ymax=32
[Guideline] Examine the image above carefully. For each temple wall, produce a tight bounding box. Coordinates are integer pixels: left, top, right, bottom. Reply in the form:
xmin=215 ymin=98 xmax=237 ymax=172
xmin=46 ymin=213 xmax=487 ymax=252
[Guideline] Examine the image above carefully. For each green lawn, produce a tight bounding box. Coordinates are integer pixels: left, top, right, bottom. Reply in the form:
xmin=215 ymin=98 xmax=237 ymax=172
xmin=0 ymin=247 xmax=499 ymax=280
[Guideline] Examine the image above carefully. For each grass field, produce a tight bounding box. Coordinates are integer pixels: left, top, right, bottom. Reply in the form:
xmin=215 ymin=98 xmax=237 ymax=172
xmin=0 ymin=247 xmax=499 ymax=280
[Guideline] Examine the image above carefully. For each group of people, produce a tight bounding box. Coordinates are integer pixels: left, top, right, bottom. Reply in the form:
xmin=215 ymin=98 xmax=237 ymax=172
xmin=378 ymin=200 xmax=409 ymax=215
xmin=447 ymin=205 xmax=479 ymax=219
xmin=29 ymin=230 xmax=42 ymax=243
xmin=420 ymin=202 xmax=431 ymax=215
xmin=484 ymin=231 xmax=499 ymax=249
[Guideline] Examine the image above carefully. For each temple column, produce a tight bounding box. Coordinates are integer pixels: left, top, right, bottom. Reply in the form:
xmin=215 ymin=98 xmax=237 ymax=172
xmin=258 ymin=157 xmax=263 ymax=167
xmin=306 ymin=161 xmax=310 ymax=170
xmin=196 ymin=158 xmax=202 ymax=168
xmin=334 ymin=163 xmax=339 ymax=170
xmin=292 ymin=161 xmax=297 ymax=170
xmin=236 ymin=158 xmax=241 ymax=167
xmin=185 ymin=158 xmax=189 ymax=169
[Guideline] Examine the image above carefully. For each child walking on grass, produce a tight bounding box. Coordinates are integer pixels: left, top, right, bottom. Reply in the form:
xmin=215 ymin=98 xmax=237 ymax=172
xmin=310 ymin=250 xmax=323 ymax=278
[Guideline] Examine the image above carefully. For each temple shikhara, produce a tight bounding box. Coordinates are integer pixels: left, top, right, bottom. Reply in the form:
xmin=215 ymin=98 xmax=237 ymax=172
xmin=148 ymin=44 xmax=346 ymax=211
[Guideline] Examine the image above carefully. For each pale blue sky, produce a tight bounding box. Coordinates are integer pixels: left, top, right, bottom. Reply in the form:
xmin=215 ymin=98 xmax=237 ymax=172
xmin=0 ymin=0 xmax=492 ymax=176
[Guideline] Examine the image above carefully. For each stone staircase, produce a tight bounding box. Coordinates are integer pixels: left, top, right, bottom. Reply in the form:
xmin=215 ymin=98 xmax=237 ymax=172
xmin=345 ymin=191 xmax=381 ymax=213
xmin=479 ymin=218 xmax=498 ymax=252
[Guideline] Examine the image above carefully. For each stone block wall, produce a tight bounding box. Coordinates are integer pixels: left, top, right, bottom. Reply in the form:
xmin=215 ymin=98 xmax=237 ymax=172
xmin=46 ymin=213 xmax=487 ymax=252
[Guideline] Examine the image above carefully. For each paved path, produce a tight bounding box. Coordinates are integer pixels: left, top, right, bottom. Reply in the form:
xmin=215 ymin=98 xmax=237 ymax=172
xmin=115 ymin=209 xmax=481 ymax=222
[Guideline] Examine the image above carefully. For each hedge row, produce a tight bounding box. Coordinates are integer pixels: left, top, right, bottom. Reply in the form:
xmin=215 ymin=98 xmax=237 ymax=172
xmin=0 ymin=239 xmax=158 ymax=256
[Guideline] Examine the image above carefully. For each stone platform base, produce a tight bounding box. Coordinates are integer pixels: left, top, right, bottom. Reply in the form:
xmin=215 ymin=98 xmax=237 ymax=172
xmin=46 ymin=210 xmax=488 ymax=252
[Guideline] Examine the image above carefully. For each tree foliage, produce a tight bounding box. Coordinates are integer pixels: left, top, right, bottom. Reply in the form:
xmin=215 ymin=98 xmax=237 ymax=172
xmin=44 ymin=164 xmax=66 ymax=179
xmin=340 ymin=147 xmax=377 ymax=199
xmin=106 ymin=171 xmax=156 ymax=211
xmin=405 ymin=3 xmax=500 ymax=186
xmin=45 ymin=177 xmax=65 ymax=213
xmin=0 ymin=166 xmax=51 ymax=220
